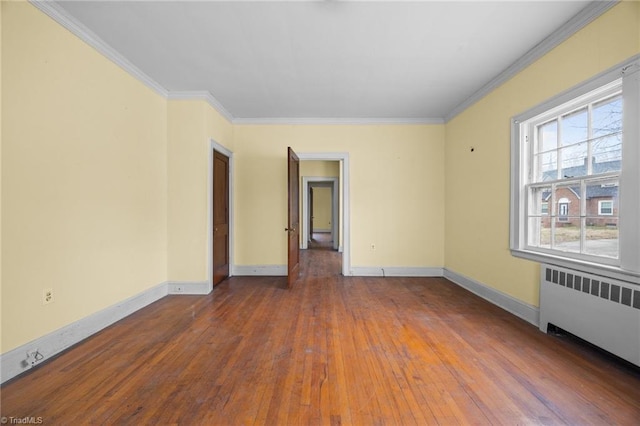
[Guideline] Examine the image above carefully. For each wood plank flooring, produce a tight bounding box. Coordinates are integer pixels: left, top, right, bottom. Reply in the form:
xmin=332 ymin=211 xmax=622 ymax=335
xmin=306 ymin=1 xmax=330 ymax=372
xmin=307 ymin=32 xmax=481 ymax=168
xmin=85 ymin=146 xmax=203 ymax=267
xmin=2 ymin=248 xmax=640 ymax=425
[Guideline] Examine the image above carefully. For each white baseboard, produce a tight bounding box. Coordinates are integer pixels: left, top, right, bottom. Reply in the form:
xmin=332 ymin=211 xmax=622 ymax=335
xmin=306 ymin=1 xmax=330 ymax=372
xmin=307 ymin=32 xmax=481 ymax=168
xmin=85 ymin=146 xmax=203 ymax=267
xmin=0 ymin=281 xmax=169 ymax=384
xmin=351 ymin=266 xmax=444 ymax=277
xmin=443 ymin=268 xmax=540 ymax=326
xmin=168 ymin=281 xmax=210 ymax=295
xmin=233 ymin=265 xmax=287 ymax=276
xmin=0 ymin=267 xmax=539 ymax=384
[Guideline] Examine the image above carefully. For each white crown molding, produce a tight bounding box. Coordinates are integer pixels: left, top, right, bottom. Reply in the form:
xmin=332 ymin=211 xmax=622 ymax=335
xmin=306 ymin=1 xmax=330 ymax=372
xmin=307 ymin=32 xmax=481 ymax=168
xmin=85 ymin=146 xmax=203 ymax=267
xmin=232 ymin=117 xmax=444 ymax=125
xmin=444 ymin=0 xmax=619 ymax=123
xmin=167 ymin=91 xmax=235 ymax=123
xmin=30 ymin=0 xmax=169 ymax=98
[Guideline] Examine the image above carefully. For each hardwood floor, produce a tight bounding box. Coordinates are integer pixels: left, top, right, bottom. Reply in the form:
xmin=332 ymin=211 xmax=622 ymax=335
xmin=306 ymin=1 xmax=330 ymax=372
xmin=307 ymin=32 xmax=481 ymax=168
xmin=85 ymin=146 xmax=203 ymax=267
xmin=308 ymin=232 xmax=334 ymax=251
xmin=2 ymin=249 xmax=640 ymax=425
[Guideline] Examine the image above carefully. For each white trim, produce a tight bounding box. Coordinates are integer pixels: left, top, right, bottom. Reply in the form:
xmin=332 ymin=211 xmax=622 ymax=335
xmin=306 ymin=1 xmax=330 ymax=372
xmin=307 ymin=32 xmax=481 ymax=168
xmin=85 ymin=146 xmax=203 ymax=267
xmin=0 ymin=281 xmax=169 ymax=384
xmin=619 ymin=60 xmax=640 ymax=273
xmin=168 ymin=91 xmax=234 ymax=124
xmin=232 ymin=117 xmax=443 ymax=125
xmin=301 ymin=177 xmax=339 ymax=251
xmin=297 ymin=152 xmax=351 ymax=276
xmin=208 ymin=139 xmax=235 ymax=291
xmin=443 ymin=269 xmax=540 ymax=327
xmin=168 ymin=281 xmax=209 ymax=295
xmin=351 ymin=267 xmax=443 ymax=277
xmin=29 ymin=0 xmax=168 ymax=97
xmin=445 ymin=0 xmax=618 ymax=122
xmin=233 ymin=265 xmax=287 ymax=276
xmin=512 ymin=249 xmax=640 ymax=284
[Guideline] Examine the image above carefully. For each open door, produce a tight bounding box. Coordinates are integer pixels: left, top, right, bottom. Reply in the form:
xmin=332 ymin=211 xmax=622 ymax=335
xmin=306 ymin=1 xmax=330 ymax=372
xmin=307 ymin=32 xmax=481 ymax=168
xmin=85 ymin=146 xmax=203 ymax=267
xmin=286 ymin=147 xmax=300 ymax=288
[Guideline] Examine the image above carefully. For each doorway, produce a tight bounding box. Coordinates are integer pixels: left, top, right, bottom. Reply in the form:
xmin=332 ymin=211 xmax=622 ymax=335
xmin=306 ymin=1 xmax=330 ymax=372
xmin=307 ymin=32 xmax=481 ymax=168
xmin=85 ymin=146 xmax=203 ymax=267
xmin=297 ymin=157 xmax=348 ymax=277
xmin=301 ymin=177 xmax=339 ymax=252
xmin=208 ymin=139 xmax=234 ymax=292
xmin=296 ymin=153 xmax=350 ymax=276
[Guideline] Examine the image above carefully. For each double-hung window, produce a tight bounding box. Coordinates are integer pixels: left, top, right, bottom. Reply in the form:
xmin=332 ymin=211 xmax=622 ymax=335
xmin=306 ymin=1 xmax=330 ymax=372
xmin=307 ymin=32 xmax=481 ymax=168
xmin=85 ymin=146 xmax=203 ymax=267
xmin=510 ymin=57 xmax=640 ymax=281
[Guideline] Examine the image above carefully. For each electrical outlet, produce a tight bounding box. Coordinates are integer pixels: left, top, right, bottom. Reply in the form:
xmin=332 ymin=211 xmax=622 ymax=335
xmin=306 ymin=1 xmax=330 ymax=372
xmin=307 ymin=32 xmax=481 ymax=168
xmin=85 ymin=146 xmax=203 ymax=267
xmin=43 ymin=288 xmax=54 ymax=305
xmin=370 ymin=243 xmax=376 ymax=250
xmin=26 ymin=350 xmax=43 ymax=366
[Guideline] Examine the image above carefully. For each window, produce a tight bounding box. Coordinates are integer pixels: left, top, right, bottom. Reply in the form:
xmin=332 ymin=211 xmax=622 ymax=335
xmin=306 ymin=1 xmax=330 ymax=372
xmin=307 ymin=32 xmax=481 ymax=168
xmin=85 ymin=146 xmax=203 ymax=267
xmin=510 ymin=57 xmax=640 ymax=281
xmin=541 ymin=202 xmax=549 ymax=215
xmin=598 ymin=200 xmax=613 ymax=216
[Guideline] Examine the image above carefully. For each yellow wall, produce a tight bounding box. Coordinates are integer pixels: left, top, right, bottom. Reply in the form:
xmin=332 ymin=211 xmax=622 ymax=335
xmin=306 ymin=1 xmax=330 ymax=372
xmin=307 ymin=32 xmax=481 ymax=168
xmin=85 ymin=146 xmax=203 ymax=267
xmin=444 ymin=1 xmax=640 ymax=306
xmin=312 ymin=187 xmax=332 ymax=231
xmin=300 ymin=160 xmax=340 ymax=178
xmin=2 ymin=2 xmax=168 ymax=352
xmin=167 ymin=100 xmax=233 ymax=281
xmin=233 ymin=125 xmax=445 ymax=269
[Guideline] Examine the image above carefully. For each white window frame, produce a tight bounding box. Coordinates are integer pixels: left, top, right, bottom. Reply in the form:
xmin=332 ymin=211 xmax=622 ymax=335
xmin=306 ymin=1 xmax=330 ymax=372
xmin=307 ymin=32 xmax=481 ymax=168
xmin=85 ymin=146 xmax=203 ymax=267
xmin=598 ymin=200 xmax=614 ymax=216
xmin=510 ymin=56 xmax=640 ymax=283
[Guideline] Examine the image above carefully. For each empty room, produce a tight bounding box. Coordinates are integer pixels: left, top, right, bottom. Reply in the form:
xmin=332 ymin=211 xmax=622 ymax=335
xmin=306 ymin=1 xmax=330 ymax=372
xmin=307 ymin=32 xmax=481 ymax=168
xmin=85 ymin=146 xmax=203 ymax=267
xmin=2 ymin=0 xmax=640 ymax=424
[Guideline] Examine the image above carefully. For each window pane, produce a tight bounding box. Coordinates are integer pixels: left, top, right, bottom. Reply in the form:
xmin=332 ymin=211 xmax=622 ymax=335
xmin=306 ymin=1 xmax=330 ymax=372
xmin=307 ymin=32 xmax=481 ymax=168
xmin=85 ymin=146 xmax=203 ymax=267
xmin=585 ymin=179 xmax=618 ymax=258
xmin=538 ymin=120 xmax=557 ymax=153
xmin=529 ymin=186 xmax=552 ymax=216
xmin=592 ymin=135 xmax=622 ymax=167
xmin=528 ymin=217 xmax=551 ymax=249
xmin=586 ymin=180 xmax=618 ymax=217
xmin=592 ymin=95 xmax=622 ymax=138
xmin=553 ymin=223 xmax=581 ymax=253
xmin=560 ymin=142 xmax=588 ymax=177
xmin=561 ymin=108 xmax=588 ymax=146
xmin=585 ymin=218 xmax=618 ymax=259
xmin=536 ymin=151 xmax=557 ymax=182
xmin=527 ymin=186 xmax=551 ymax=248
xmin=553 ymin=185 xmax=580 ymax=252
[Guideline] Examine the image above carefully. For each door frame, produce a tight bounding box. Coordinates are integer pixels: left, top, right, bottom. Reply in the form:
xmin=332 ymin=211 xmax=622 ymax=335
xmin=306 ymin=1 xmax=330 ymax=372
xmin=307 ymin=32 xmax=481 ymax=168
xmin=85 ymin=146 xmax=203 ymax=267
xmin=301 ymin=177 xmax=339 ymax=251
xmin=208 ymin=139 xmax=234 ymax=293
xmin=297 ymin=152 xmax=351 ymax=276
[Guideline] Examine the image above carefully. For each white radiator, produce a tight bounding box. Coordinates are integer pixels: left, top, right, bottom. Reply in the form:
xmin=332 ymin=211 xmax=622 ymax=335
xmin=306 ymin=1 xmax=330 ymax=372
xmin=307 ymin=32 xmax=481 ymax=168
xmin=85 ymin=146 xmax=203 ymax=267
xmin=539 ymin=264 xmax=640 ymax=367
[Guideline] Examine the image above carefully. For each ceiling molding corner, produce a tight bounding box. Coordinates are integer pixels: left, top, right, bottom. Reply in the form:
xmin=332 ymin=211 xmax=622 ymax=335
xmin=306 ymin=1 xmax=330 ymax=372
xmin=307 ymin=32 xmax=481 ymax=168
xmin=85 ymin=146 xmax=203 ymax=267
xmin=168 ymin=91 xmax=235 ymax=123
xmin=29 ymin=0 xmax=168 ymax=97
xmin=444 ymin=0 xmax=619 ymax=123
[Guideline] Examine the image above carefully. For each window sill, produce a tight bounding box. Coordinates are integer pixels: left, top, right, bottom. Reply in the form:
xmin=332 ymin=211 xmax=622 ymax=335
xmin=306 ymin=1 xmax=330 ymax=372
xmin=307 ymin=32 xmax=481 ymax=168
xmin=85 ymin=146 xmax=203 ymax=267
xmin=511 ymin=248 xmax=640 ymax=285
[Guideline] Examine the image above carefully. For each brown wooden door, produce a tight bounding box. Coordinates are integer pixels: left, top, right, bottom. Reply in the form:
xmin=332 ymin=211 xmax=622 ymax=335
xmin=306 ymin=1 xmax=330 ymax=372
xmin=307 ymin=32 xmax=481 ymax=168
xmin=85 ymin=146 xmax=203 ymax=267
xmin=213 ymin=150 xmax=229 ymax=286
xmin=287 ymin=147 xmax=300 ymax=288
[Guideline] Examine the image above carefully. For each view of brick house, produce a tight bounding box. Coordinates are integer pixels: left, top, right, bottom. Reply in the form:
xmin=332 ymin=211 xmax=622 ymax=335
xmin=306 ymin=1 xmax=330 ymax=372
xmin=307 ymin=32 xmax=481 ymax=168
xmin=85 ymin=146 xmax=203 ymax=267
xmin=540 ymin=159 xmax=619 ymax=228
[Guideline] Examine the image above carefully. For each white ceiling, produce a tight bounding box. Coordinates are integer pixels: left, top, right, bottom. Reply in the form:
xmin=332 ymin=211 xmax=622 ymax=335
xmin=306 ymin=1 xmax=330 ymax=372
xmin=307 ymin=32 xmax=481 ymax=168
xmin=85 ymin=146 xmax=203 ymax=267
xmin=52 ymin=0 xmax=599 ymax=122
